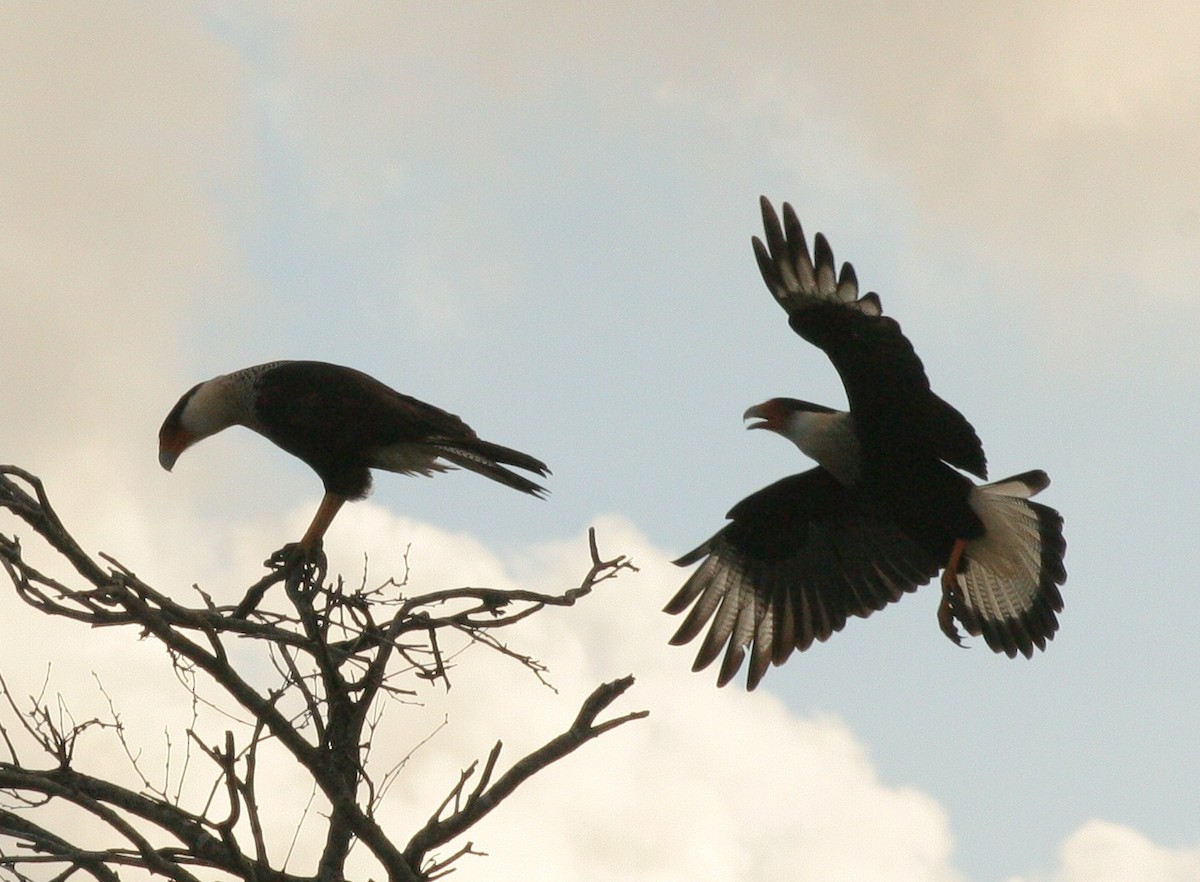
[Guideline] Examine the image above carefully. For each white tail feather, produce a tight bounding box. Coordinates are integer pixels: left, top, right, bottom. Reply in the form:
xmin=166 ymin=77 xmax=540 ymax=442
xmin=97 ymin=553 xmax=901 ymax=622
xmin=960 ymin=477 xmax=1046 ymax=613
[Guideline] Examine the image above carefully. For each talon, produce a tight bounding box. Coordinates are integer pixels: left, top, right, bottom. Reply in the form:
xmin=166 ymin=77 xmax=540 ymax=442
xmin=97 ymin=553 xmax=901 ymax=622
xmin=243 ymin=541 xmax=326 ymax=615
xmin=265 ymin=542 xmax=315 ymax=571
xmin=306 ymin=544 xmax=328 ymax=587
xmin=938 ymin=592 xmax=966 ymax=647
xmin=938 ymin=538 xmax=969 ymax=648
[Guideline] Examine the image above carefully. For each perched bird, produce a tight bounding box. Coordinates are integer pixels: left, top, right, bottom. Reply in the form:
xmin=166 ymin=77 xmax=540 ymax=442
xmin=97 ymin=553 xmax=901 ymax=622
xmin=159 ymin=360 xmax=549 ymax=553
xmin=667 ymin=198 xmax=1066 ymax=689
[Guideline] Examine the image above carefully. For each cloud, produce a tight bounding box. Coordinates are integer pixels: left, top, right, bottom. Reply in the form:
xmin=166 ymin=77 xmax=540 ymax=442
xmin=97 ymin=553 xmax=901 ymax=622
xmin=216 ymin=510 xmax=967 ymax=879
xmin=1007 ymin=820 xmax=1200 ymax=882
xmin=260 ymin=508 xmax=970 ymax=881
xmin=0 ymin=2 xmax=258 ymax=469
xmin=2 ymin=486 xmax=1195 ymax=880
xmin=242 ymin=3 xmax=1200 ymax=370
xmin=739 ymin=4 xmax=1200 ymax=355
xmin=0 ymin=493 xmax=962 ymax=880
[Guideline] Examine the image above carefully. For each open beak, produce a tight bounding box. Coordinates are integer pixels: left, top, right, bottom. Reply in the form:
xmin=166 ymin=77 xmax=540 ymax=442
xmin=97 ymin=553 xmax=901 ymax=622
xmin=743 ymin=402 xmax=773 ymax=431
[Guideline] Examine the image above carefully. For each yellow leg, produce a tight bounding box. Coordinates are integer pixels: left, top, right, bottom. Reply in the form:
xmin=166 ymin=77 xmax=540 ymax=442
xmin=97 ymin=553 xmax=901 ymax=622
xmin=941 ymin=537 xmax=967 ymax=593
xmin=299 ymin=492 xmax=346 ymax=552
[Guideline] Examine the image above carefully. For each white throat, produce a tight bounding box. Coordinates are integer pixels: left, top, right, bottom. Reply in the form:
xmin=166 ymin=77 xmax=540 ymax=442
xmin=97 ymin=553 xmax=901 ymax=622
xmin=180 ymin=372 xmax=257 ymax=441
xmin=782 ymin=409 xmax=861 ymax=485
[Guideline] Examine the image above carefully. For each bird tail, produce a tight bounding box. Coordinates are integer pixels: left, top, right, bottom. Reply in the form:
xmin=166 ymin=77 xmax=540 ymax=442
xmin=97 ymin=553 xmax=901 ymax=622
xmin=434 ymin=440 xmax=550 ymax=497
xmin=951 ymin=470 xmax=1066 ymax=657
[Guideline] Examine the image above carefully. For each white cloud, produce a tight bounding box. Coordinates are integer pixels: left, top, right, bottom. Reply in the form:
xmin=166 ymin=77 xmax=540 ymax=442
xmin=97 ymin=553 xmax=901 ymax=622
xmin=749 ymin=4 xmax=1200 ymax=352
xmin=3 ymin=488 xmax=1196 ymax=880
xmin=0 ymin=2 xmax=258 ymax=468
xmin=272 ymin=509 xmax=970 ymax=881
xmin=0 ymin=497 xmax=962 ymax=880
xmin=245 ymin=3 xmax=1200 ymax=369
xmin=1008 ymin=820 xmax=1200 ymax=882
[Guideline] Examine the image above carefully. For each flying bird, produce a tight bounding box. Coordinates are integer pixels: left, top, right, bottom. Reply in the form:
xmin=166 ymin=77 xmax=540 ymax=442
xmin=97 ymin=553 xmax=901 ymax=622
xmin=667 ymin=198 xmax=1066 ymax=690
xmin=159 ymin=361 xmax=549 ymax=554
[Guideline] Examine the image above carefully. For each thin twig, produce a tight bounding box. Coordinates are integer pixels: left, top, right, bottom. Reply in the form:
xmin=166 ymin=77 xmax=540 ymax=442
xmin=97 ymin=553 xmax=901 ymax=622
xmin=1 ymin=465 xmax=643 ymax=882
xmin=403 ymin=675 xmax=648 ymax=868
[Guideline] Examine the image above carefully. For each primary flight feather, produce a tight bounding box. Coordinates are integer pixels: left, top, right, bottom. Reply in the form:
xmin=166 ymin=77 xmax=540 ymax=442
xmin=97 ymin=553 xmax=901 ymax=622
xmin=668 ymin=198 xmax=1067 ymax=690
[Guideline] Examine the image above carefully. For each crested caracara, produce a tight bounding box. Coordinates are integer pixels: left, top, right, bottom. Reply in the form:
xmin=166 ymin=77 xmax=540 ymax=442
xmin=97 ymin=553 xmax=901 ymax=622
xmin=667 ymin=198 xmax=1066 ymax=689
xmin=159 ymin=360 xmax=548 ymax=552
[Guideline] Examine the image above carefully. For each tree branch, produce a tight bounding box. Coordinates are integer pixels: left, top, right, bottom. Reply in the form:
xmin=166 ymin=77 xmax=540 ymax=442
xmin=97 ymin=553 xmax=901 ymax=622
xmin=403 ymin=675 xmax=648 ymax=872
xmin=0 ymin=466 xmax=645 ymax=882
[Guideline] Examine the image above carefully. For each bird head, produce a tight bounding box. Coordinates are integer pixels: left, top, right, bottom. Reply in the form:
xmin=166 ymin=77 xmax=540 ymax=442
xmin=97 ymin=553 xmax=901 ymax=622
xmin=158 ymin=382 xmax=203 ymax=471
xmin=744 ymin=398 xmax=859 ymax=482
xmin=158 ymin=374 xmax=250 ymax=471
xmin=744 ymin=398 xmax=837 ymax=435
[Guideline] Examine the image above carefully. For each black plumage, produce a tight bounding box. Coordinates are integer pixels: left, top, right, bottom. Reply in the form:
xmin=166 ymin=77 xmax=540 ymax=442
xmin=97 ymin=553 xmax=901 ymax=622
xmin=669 ymin=198 xmax=1067 ymax=689
xmin=247 ymin=362 xmax=546 ymax=500
xmin=667 ymin=469 xmax=941 ymax=688
xmin=159 ymin=360 xmax=547 ymax=551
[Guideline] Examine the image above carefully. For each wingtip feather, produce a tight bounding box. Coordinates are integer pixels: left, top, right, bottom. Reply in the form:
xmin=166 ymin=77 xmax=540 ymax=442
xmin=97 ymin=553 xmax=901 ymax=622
xmin=754 ymin=198 xmax=884 ymax=317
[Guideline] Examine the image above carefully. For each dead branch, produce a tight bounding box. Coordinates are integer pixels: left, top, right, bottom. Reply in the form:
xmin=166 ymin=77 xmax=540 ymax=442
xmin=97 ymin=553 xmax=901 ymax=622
xmin=403 ymin=675 xmax=649 ymax=873
xmin=0 ymin=466 xmax=646 ymax=881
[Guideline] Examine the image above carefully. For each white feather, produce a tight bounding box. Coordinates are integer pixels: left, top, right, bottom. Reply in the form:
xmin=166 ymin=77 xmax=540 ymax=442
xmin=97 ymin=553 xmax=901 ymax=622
xmin=959 ymin=480 xmax=1045 ymax=612
xmin=180 ymin=374 xmax=254 ymax=440
xmin=779 ymin=409 xmax=861 ymax=485
xmin=369 ymin=444 xmax=452 ymax=477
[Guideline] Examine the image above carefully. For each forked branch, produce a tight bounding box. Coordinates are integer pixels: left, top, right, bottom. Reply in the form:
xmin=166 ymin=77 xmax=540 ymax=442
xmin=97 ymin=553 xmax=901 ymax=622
xmin=0 ymin=465 xmax=647 ymax=882
xmin=403 ymin=675 xmax=648 ymax=874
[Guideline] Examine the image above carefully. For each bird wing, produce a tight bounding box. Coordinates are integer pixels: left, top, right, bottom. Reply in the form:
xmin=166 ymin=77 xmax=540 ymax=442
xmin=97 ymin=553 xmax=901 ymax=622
xmin=665 ymin=468 xmax=941 ymax=690
xmin=252 ymin=362 xmax=468 ymax=451
xmin=254 ymin=362 xmax=547 ymax=495
xmin=249 ymin=361 xmax=480 ymax=497
xmin=753 ymin=197 xmax=987 ymax=479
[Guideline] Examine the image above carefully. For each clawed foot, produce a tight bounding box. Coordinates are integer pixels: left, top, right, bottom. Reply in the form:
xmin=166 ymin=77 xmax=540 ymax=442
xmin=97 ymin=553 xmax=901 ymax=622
xmin=265 ymin=541 xmax=327 ymax=578
xmin=936 ymin=566 xmax=964 ymax=648
xmin=937 ymin=588 xmax=967 ymax=647
xmin=937 ymin=538 xmax=969 ymax=648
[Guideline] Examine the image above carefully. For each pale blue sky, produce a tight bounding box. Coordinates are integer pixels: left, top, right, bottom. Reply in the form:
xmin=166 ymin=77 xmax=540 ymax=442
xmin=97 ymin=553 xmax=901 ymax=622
xmin=3 ymin=4 xmax=1198 ymax=881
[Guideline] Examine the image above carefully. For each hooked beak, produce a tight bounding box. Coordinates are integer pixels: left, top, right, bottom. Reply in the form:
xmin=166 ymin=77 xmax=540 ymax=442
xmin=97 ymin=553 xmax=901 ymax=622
xmin=743 ymin=401 xmax=776 ymax=431
xmin=157 ymin=429 xmax=191 ymax=472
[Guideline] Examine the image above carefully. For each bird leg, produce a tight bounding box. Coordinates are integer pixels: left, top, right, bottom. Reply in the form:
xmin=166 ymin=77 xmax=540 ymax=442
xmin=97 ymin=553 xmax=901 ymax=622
xmin=261 ymin=542 xmax=328 ymax=609
xmin=937 ymin=537 xmax=968 ymax=647
xmin=299 ymin=492 xmax=345 ymax=552
xmin=262 ymin=493 xmax=344 ymax=584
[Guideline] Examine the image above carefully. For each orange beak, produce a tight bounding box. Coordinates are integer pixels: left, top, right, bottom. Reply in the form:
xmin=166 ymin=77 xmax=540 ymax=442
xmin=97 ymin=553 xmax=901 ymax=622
xmin=158 ymin=428 xmax=192 ymax=471
xmin=743 ymin=399 xmax=783 ymax=432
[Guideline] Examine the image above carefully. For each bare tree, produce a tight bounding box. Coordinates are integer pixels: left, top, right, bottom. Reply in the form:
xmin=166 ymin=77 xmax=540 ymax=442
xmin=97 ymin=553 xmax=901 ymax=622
xmin=0 ymin=465 xmax=645 ymax=882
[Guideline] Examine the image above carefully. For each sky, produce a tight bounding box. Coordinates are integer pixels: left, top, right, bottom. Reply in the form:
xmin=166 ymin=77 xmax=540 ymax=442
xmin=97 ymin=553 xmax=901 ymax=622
xmin=1 ymin=2 xmax=1198 ymax=880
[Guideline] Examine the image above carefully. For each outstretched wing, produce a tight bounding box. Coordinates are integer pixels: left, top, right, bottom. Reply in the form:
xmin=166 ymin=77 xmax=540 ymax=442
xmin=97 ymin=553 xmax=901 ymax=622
xmin=666 ymin=468 xmax=940 ymax=690
xmin=753 ymin=197 xmax=987 ymax=479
